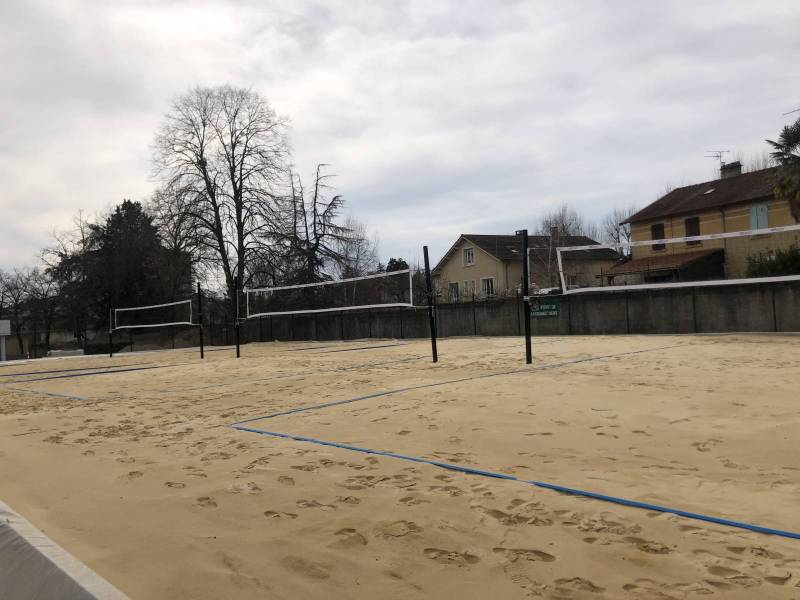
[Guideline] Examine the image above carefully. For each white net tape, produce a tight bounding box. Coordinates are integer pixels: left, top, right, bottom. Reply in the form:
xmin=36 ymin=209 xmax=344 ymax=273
xmin=245 ymin=269 xmax=414 ymax=318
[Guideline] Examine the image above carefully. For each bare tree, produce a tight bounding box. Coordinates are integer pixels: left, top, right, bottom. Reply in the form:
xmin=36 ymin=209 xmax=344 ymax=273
xmin=745 ymin=150 xmax=774 ymax=172
xmin=536 ymin=203 xmax=599 ymax=239
xmin=334 ymin=215 xmax=379 ymax=279
xmin=601 ymin=205 xmax=638 ymax=256
xmin=0 ymin=270 xmax=7 ymax=320
xmin=153 ymin=85 xmax=290 ymax=311
xmin=273 ymin=165 xmax=350 ymax=283
xmin=1 ymin=268 xmax=32 ymax=356
xmin=28 ymin=268 xmax=60 ymax=353
xmin=43 ymin=210 xmax=93 ymax=343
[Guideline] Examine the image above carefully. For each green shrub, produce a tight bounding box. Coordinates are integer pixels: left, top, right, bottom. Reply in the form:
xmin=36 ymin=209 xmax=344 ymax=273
xmin=746 ymin=244 xmax=800 ymax=277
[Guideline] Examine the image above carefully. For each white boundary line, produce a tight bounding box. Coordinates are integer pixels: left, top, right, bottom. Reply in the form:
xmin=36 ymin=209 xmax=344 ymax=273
xmin=554 ymin=224 xmax=800 ymax=294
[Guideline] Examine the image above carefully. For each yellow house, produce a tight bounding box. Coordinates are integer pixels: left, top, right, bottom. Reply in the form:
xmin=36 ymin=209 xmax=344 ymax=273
xmin=433 ymin=233 xmax=618 ymax=300
xmin=608 ymin=162 xmax=800 ymax=284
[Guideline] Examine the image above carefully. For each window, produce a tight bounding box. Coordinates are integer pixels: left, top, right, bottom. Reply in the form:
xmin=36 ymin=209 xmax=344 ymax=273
xmin=448 ymin=282 xmax=459 ymax=301
xmin=685 ymin=216 xmax=701 ymax=246
xmin=462 ymin=280 xmax=475 ymax=297
xmin=463 ymin=247 xmax=475 ymax=266
xmin=481 ymin=277 xmax=495 ymax=297
xmin=651 ymin=223 xmax=665 ymax=251
xmin=750 ymin=203 xmax=769 ymax=230
xmin=566 ymin=274 xmax=578 ymax=287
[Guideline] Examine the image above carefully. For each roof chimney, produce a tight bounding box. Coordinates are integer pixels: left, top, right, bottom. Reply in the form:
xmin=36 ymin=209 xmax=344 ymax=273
xmin=720 ymin=160 xmax=742 ymax=179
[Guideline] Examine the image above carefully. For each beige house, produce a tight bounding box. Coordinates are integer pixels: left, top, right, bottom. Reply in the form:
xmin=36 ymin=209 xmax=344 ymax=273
xmin=608 ymin=162 xmax=800 ymax=284
xmin=433 ymin=233 xmax=618 ymax=301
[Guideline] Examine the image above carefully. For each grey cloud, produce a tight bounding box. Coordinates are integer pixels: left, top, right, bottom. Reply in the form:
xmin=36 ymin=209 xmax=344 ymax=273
xmin=1 ymin=0 xmax=798 ymax=269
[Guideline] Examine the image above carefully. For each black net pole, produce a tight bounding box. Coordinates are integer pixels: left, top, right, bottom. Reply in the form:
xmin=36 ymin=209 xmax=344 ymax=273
xmin=518 ymin=229 xmax=532 ymax=364
xmin=108 ymin=306 xmax=114 ymax=358
xmin=235 ymin=285 xmax=241 ymax=358
xmin=423 ymin=246 xmax=438 ymax=363
xmin=197 ymin=282 xmax=205 ymax=359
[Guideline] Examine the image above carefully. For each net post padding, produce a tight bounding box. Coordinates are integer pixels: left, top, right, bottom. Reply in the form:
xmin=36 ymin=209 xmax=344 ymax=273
xmin=555 ymin=223 xmax=800 ymax=295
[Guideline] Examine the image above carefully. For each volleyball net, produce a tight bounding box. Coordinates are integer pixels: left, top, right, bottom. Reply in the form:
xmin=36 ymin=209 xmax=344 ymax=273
xmin=244 ymin=269 xmax=414 ymax=318
xmin=112 ymin=299 xmax=194 ymax=331
xmin=554 ymin=223 xmax=800 ymax=294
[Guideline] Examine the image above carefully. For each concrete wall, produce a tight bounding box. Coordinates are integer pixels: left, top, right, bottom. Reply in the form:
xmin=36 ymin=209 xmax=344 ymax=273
xmin=5 ymin=281 xmax=796 ymax=359
xmin=238 ymin=280 xmax=798 ymax=340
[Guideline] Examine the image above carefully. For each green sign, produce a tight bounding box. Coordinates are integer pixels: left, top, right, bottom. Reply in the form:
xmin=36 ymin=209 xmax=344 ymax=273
xmin=531 ymin=298 xmax=560 ymax=318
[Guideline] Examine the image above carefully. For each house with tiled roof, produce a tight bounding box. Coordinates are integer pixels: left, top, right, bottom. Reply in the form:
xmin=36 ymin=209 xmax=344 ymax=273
xmin=609 ymin=162 xmax=800 ymax=284
xmin=432 ymin=232 xmax=618 ymax=300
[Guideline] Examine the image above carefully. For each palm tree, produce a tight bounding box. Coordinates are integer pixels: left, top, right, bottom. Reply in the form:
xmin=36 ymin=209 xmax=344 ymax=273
xmin=767 ymin=117 xmax=800 ymax=221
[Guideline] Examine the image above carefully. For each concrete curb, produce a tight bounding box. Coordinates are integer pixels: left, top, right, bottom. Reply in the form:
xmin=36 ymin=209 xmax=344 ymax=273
xmin=0 ymin=501 xmax=129 ymax=599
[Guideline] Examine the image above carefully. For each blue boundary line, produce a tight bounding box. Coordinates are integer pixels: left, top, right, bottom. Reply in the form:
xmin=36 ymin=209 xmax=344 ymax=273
xmin=5 ymin=386 xmax=89 ymax=401
xmin=0 ymin=363 xmax=149 ymax=379
xmin=230 ymin=342 xmax=800 ymax=541
xmin=0 ymin=364 xmax=183 ymax=385
xmin=232 ymin=425 xmax=800 ymax=540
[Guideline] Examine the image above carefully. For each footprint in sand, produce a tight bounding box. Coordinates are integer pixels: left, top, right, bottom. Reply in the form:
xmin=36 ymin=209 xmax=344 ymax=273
xmin=196 ymin=496 xmax=217 ymax=508
xmin=336 ymin=496 xmax=360 ymax=505
xmin=264 ymin=510 xmax=298 ymax=520
xmin=554 ymin=577 xmax=603 ymax=593
xmin=623 ymin=537 xmax=672 ymax=554
xmin=123 ymin=471 xmax=144 ymax=480
xmin=165 ymin=481 xmax=186 ymax=488
xmin=378 ymin=520 xmax=421 ymax=538
xmin=281 ymin=556 xmax=330 ymax=580
xmin=692 ymin=439 xmax=720 ymax=453
xmin=493 ymin=547 xmax=555 ymax=563
xmin=201 ymin=451 xmax=233 ymax=462
xmin=296 ymin=499 xmax=336 ymax=511
xmin=277 ymin=475 xmax=295 ymax=486
xmin=423 ymin=548 xmax=479 ymax=566
xmin=228 ymin=482 xmax=262 ymax=494
xmin=398 ymin=496 xmax=429 ymax=506
xmin=332 ymin=528 xmax=368 ymax=548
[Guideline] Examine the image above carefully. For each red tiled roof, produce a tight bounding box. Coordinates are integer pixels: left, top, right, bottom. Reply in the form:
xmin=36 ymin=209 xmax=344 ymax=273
xmin=606 ymin=248 xmax=723 ymax=275
xmin=627 ymin=167 xmax=779 ymax=224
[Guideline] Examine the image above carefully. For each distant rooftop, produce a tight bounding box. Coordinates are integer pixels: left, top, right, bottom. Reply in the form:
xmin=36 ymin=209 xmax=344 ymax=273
xmin=627 ymin=166 xmax=779 ymax=224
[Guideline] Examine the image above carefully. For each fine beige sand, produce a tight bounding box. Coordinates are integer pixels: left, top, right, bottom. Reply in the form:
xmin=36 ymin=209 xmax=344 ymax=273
xmin=1 ymin=334 xmax=799 ymax=599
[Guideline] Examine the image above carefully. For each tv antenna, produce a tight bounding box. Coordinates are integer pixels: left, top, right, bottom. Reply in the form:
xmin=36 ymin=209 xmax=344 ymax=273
xmin=783 ymin=106 xmax=800 ymax=116
xmin=705 ymin=150 xmax=730 ymax=167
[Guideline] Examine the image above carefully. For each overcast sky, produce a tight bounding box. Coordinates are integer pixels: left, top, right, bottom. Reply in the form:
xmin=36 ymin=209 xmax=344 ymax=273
xmin=1 ymin=0 xmax=798 ymax=270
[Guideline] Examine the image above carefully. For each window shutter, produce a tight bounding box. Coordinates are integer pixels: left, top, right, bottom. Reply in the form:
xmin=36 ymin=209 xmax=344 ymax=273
xmin=758 ymin=204 xmax=769 ymax=229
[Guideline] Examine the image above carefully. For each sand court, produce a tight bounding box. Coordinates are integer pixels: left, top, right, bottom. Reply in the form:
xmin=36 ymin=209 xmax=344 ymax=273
xmin=1 ymin=334 xmax=799 ymax=598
